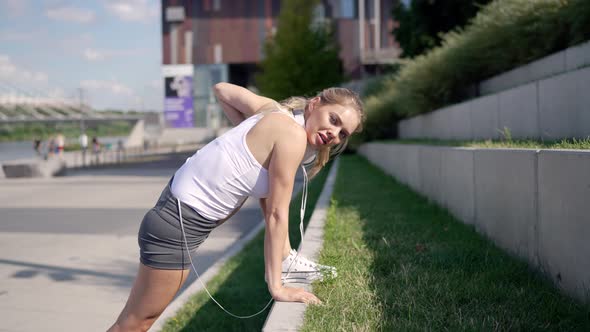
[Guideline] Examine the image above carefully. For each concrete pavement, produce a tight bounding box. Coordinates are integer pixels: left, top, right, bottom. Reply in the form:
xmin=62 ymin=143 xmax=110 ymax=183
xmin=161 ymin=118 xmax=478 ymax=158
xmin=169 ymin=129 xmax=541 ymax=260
xmin=0 ymin=154 xmax=298 ymax=332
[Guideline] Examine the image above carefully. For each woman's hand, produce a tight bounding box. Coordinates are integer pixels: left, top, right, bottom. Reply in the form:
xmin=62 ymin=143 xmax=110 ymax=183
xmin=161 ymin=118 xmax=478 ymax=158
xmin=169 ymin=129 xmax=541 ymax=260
xmin=271 ymin=286 xmax=322 ymax=305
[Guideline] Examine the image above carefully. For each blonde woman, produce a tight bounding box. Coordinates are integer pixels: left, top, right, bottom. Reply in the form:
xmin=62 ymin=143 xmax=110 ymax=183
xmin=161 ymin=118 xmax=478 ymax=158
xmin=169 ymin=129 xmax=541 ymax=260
xmin=109 ymin=83 xmax=364 ymax=331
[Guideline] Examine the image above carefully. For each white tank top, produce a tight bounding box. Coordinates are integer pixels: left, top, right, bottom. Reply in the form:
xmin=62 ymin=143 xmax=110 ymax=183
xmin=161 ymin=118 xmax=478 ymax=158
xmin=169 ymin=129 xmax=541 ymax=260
xmin=171 ymin=109 xmax=315 ymax=221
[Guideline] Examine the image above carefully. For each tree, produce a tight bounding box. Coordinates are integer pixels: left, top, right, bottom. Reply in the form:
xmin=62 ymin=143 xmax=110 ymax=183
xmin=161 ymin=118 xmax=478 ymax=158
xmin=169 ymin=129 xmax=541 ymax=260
xmin=256 ymin=0 xmax=343 ymax=100
xmin=393 ymin=0 xmax=492 ymax=58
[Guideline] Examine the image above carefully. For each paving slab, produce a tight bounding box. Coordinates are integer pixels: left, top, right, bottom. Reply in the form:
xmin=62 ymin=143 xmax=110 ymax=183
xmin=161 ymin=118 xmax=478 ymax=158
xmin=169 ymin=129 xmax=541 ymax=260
xmin=0 ymin=155 xmax=293 ymax=332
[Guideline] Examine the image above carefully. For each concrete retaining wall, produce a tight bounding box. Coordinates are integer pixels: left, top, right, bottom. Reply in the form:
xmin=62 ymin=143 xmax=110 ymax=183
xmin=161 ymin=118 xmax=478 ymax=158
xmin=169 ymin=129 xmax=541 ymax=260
xmin=441 ymin=148 xmax=475 ymax=225
xmin=539 ymin=67 xmax=590 ymax=139
xmin=470 ymin=94 xmax=500 ymax=140
xmin=400 ymin=67 xmax=590 ymax=140
xmin=537 ymin=150 xmax=590 ymax=302
xmin=479 ymin=40 xmax=590 ymax=95
xmin=1 ymin=157 xmax=65 ymax=178
xmin=124 ymin=119 xmax=145 ymax=148
xmin=399 ymin=41 xmax=590 ymax=141
xmin=358 ymin=142 xmax=590 ymax=303
xmin=473 ymin=149 xmax=538 ymax=265
xmin=497 ymin=83 xmax=539 ymax=138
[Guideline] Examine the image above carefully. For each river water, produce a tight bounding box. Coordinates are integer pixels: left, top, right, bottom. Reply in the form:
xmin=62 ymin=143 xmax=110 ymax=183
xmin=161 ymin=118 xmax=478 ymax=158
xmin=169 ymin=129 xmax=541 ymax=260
xmin=0 ymin=136 xmax=127 ymax=162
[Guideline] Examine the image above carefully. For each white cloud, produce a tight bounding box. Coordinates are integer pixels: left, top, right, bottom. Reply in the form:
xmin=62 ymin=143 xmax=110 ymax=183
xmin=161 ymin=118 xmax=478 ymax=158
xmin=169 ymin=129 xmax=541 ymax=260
xmin=80 ymin=79 xmax=135 ymax=96
xmin=0 ymin=30 xmax=40 ymax=42
xmin=0 ymin=54 xmax=49 ymax=84
xmin=45 ymin=87 xmax=68 ymax=99
xmin=78 ymin=77 xmax=165 ymax=110
xmin=0 ymin=90 xmax=73 ymax=107
xmin=59 ymin=33 xmax=94 ymax=47
xmin=79 ymin=79 xmax=151 ymax=110
xmin=1 ymin=0 xmax=29 ymax=16
xmin=105 ymin=0 xmax=159 ymax=23
xmin=46 ymin=6 xmax=96 ymax=24
xmin=83 ymin=48 xmax=105 ymax=61
xmin=82 ymin=48 xmax=144 ymax=62
xmin=148 ymin=79 xmax=161 ymax=89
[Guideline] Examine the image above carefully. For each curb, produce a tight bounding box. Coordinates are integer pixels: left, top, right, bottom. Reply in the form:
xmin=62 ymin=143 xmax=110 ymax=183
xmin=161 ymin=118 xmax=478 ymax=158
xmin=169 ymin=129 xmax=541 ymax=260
xmin=262 ymin=158 xmax=339 ymax=332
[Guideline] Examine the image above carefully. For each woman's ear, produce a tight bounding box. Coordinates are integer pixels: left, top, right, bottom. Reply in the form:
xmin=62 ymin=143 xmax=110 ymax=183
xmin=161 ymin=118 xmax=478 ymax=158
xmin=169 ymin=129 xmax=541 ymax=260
xmin=308 ymin=96 xmax=321 ymax=112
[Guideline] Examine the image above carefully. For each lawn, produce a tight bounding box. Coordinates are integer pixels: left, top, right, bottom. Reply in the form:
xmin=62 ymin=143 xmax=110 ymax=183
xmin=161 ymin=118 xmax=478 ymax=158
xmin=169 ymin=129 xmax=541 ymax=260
xmin=302 ymin=154 xmax=590 ymax=331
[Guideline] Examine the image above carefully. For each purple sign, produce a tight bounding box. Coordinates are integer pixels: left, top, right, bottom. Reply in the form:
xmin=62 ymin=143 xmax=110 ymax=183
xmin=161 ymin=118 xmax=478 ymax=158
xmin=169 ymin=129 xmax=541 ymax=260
xmin=164 ymin=76 xmax=194 ymax=128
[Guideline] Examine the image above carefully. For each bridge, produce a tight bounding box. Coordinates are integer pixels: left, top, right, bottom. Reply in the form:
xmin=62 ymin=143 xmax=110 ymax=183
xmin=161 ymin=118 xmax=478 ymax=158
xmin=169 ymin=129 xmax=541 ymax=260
xmin=0 ymin=101 xmax=143 ymax=124
xmin=0 ymin=79 xmax=144 ymax=124
xmin=0 ymin=89 xmax=218 ymax=158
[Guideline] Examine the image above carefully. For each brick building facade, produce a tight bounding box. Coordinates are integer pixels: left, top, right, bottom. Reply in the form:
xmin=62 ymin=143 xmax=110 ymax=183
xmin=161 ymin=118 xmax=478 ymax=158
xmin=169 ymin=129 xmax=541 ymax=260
xmin=161 ymin=0 xmax=400 ymax=127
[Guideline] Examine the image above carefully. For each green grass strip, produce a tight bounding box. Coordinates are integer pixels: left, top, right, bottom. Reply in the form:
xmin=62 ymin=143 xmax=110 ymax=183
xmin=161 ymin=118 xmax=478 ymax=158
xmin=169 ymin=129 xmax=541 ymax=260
xmin=302 ymin=155 xmax=590 ymax=331
xmin=387 ymin=137 xmax=590 ymax=150
xmin=161 ymin=163 xmax=332 ymax=331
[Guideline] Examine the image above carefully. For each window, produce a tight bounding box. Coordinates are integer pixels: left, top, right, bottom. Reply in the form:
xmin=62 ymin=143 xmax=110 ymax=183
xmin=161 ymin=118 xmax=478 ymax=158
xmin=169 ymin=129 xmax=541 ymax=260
xmin=340 ymin=0 xmax=355 ymax=18
xmin=214 ymin=44 xmax=222 ymax=64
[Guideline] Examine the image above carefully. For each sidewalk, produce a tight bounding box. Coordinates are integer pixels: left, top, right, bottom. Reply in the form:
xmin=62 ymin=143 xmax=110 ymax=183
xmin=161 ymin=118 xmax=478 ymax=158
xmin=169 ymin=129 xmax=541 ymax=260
xmin=0 ymin=143 xmax=203 ymax=179
xmin=0 ymin=156 xmax=294 ymax=332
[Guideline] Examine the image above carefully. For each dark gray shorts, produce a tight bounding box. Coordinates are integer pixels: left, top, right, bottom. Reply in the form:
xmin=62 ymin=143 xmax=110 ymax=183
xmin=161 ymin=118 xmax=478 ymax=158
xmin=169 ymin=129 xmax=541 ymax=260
xmin=138 ymin=178 xmax=219 ymax=270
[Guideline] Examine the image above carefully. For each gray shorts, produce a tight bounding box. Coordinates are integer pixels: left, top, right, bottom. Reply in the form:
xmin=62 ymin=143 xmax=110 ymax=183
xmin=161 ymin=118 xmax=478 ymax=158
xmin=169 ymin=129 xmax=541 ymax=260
xmin=138 ymin=178 xmax=219 ymax=270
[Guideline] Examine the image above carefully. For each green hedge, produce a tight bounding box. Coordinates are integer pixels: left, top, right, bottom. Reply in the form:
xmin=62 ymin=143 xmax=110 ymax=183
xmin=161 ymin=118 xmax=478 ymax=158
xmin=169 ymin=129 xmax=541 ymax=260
xmin=360 ymin=0 xmax=590 ymax=142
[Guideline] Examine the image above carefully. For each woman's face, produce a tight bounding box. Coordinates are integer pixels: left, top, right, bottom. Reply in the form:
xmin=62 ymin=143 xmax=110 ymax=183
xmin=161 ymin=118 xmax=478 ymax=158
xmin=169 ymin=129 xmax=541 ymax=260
xmin=305 ymin=99 xmax=360 ymax=149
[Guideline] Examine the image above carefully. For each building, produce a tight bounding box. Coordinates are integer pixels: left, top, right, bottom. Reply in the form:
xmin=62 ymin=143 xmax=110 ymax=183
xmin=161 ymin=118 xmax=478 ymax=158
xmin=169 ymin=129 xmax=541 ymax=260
xmin=161 ymin=0 xmax=400 ymax=128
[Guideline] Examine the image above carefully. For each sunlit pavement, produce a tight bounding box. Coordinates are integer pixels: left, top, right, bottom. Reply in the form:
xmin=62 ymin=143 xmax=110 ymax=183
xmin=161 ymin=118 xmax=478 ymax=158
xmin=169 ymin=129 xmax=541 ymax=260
xmin=0 ymin=156 xmax=287 ymax=332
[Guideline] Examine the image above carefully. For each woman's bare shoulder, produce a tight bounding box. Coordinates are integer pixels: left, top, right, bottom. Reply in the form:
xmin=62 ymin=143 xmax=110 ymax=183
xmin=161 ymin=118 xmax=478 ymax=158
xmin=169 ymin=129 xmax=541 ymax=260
xmin=258 ymin=112 xmax=306 ymax=140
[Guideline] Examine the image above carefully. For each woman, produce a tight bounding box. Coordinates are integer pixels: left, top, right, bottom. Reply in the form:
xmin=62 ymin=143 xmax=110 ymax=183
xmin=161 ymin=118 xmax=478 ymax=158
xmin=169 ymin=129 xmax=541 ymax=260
xmin=108 ymin=83 xmax=364 ymax=331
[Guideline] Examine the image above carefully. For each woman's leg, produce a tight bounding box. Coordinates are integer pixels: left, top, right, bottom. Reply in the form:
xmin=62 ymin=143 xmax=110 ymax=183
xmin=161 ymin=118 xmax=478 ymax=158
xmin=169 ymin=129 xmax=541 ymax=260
xmin=108 ymin=263 xmax=190 ymax=332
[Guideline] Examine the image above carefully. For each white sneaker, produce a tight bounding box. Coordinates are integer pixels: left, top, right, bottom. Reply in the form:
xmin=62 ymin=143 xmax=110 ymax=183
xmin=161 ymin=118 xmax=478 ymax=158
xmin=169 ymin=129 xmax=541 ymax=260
xmin=281 ymin=249 xmax=337 ymax=283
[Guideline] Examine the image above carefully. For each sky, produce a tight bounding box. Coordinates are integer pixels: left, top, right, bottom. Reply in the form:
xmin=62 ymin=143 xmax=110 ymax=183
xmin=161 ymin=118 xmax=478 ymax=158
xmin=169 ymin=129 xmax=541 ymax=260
xmin=0 ymin=0 xmax=164 ymax=111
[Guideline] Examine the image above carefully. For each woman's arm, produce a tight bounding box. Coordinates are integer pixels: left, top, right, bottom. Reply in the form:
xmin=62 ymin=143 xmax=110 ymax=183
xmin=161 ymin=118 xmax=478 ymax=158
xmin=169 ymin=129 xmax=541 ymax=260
xmin=213 ymin=83 xmax=276 ymax=126
xmin=260 ymin=197 xmax=293 ymax=260
xmin=263 ymin=120 xmax=321 ymax=304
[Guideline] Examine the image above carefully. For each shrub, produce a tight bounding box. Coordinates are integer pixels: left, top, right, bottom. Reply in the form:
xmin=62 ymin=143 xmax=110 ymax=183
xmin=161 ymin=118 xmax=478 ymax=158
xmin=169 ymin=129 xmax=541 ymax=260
xmin=256 ymin=0 xmax=343 ymax=100
xmin=362 ymin=0 xmax=590 ymax=140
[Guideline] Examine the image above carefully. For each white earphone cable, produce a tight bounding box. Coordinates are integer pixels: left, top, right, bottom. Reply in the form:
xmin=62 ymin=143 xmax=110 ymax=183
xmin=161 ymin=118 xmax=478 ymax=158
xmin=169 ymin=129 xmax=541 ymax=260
xmin=176 ymin=165 xmax=308 ymax=318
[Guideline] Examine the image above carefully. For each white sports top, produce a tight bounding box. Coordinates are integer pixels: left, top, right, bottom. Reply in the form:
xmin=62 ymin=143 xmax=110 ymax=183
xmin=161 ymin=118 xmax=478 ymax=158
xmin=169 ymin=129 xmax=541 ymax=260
xmin=171 ymin=109 xmax=316 ymax=221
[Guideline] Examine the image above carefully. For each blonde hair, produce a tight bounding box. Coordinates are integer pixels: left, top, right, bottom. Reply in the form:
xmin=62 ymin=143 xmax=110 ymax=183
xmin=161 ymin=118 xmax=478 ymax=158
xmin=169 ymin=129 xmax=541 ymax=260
xmin=280 ymin=87 xmax=364 ymax=178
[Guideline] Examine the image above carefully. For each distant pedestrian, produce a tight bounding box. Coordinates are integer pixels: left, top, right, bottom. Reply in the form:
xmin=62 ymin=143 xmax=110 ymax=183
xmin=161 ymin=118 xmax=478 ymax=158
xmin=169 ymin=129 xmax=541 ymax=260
xmin=33 ymin=138 xmax=41 ymax=156
xmin=92 ymin=136 xmax=100 ymax=153
xmin=117 ymin=139 xmax=125 ymax=162
xmin=47 ymin=136 xmax=55 ymax=157
xmin=92 ymin=136 xmax=101 ymax=164
xmin=79 ymin=133 xmax=88 ymax=152
xmin=79 ymin=133 xmax=88 ymax=165
xmin=55 ymin=133 xmax=65 ymax=157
